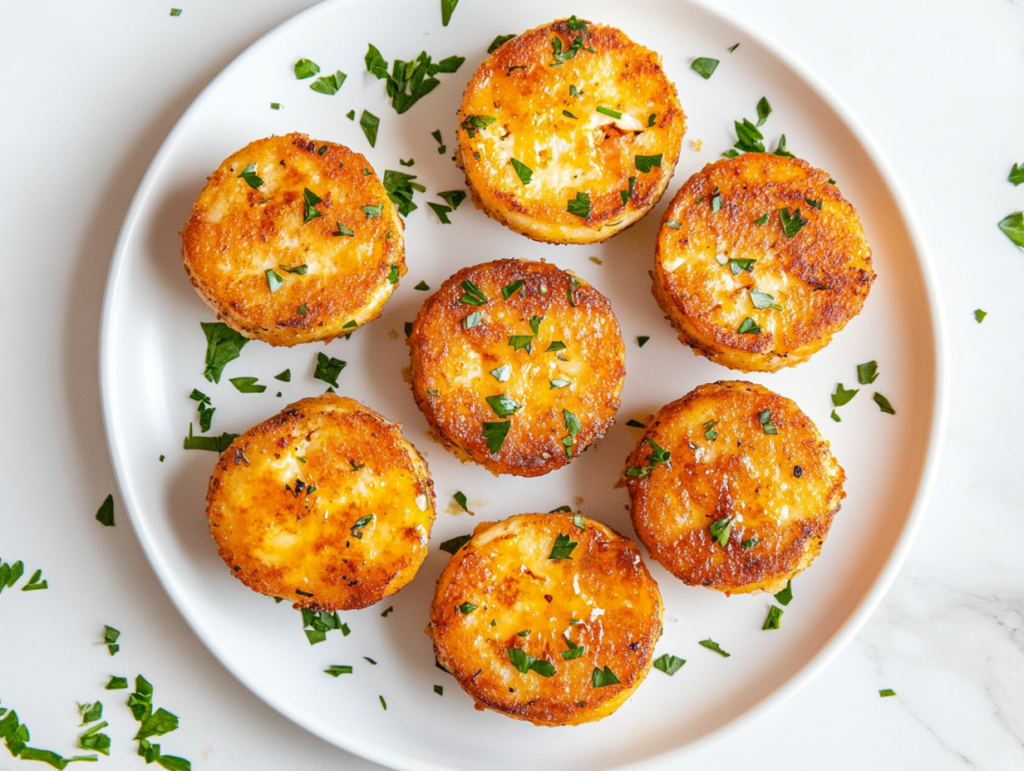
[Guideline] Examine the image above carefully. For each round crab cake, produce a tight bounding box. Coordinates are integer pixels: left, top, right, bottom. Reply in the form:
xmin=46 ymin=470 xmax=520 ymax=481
xmin=623 ymin=381 xmax=845 ymax=595
xmin=456 ymin=16 xmax=686 ymax=244
xmin=206 ymin=394 xmax=435 ymax=610
xmin=430 ymin=513 xmax=663 ymax=726
xmin=408 ymin=259 xmax=625 ymax=477
xmin=653 ymin=153 xmax=875 ymax=372
xmin=181 ymin=133 xmax=405 ymax=347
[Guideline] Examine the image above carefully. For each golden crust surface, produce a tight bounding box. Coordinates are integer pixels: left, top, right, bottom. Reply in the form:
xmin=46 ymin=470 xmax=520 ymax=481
xmin=457 ymin=18 xmax=686 ymax=244
xmin=181 ymin=133 xmax=405 ymax=347
xmin=206 ymin=394 xmax=435 ymax=610
xmin=430 ymin=514 xmax=663 ymax=726
xmin=624 ymin=381 xmax=845 ymax=594
xmin=409 ymin=259 xmax=625 ymax=477
xmin=653 ymin=153 xmax=875 ymax=372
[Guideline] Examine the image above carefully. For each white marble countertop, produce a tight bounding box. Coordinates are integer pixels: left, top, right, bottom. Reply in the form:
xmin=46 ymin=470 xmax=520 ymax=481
xmin=2 ymin=0 xmax=1021 ymax=768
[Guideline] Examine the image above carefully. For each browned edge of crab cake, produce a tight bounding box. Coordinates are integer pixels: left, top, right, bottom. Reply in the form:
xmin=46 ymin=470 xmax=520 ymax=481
xmin=408 ymin=259 xmax=626 ymax=477
xmin=206 ymin=394 xmax=435 ymax=610
xmin=623 ymin=381 xmax=845 ymax=595
xmin=456 ymin=17 xmax=686 ymax=244
xmin=181 ymin=132 xmax=405 ymax=347
xmin=430 ymin=513 xmax=663 ymax=726
xmin=652 ymin=153 xmax=875 ymax=372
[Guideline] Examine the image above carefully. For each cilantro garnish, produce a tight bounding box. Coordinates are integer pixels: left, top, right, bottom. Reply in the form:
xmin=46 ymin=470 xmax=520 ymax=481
xmin=310 ymin=71 xmax=346 ymax=95
xmin=508 ymin=647 xmax=556 ymax=677
xmin=428 ymin=202 xmax=452 ymax=224
xmin=482 ymin=421 xmax=511 ymax=453
xmin=561 ymin=635 xmax=585 ymax=661
xmin=857 ymin=360 xmax=879 ymax=384
xmin=832 ymin=383 xmax=859 ymax=407
xmin=359 ymin=110 xmax=379 ymax=146
xmin=510 ymin=158 xmax=533 ymax=185
xmin=485 ymin=394 xmax=520 ymax=418
xmin=200 ymin=322 xmax=249 ymax=383
xmin=873 ymin=392 xmax=896 ymax=415
xmin=183 ymin=425 xmax=238 ymax=452
xmin=778 ymin=207 xmax=807 ymax=238
xmin=302 ymin=187 xmax=323 ymax=222
xmin=237 ymin=163 xmax=262 ymax=189
xmin=567 ymin=191 xmax=591 ymax=218
xmin=365 ymin=44 xmax=464 ymax=114
xmin=324 ymin=665 xmax=353 ymax=677
xmin=294 ymin=58 xmax=320 ymax=79
xmin=313 ymin=352 xmax=346 ymax=388
xmin=383 ymin=169 xmax=425 ymax=216
xmin=591 ymin=666 xmax=620 ymax=687
xmin=459 ymin=280 xmax=488 ymax=305
xmin=548 ymin=532 xmax=578 ymax=560
xmin=708 ymin=516 xmax=732 ymax=547
xmin=737 ymin=318 xmax=760 ymax=335
xmin=759 ymin=409 xmax=779 ymax=434
xmin=460 ymin=114 xmax=496 ymax=138
xmin=229 ymin=377 xmax=266 ymax=394
xmin=635 ymin=154 xmax=663 ymax=173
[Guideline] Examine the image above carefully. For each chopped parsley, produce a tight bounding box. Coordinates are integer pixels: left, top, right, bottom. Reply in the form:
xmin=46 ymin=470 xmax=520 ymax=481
xmin=596 ymin=105 xmax=622 ymax=119
xmin=698 ymin=638 xmax=730 ymax=657
xmin=462 ymin=311 xmax=482 ymax=329
xmin=440 ymin=0 xmax=458 ymax=26
xmin=508 ymin=647 xmax=556 ymax=677
xmin=428 ymin=202 xmax=453 ymax=223
xmin=637 ymin=336 xmax=650 ymax=347
xmin=294 ymin=58 xmax=320 ymax=79
xmin=1010 ymin=163 xmax=1024 ymax=186
xmin=458 ymin=602 xmax=477 ymax=615
xmin=635 ymin=154 xmax=663 ymax=173
xmin=229 ymin=377 xmax=266 ymax=394
xmin=201 ymin=322 xmax=249 ymax=383
xmin=510 ymin=158 xmax=533 ymax=185
xmin=690 ymin=57 xmax=719 ymax=79
xmin=805 ymin=196 xmax=823 ymax=210
xmin=737 ymin=318 xmax=760 ymax=335
xmin=459 ymin=280 xmax=488 ymax=305
xmin=489 ymin=34 xmax=516 ymax=53
xmin=561 ymin=409 xmax=581 ymax=457
xmin=459 ymin=114 xmax=496 ymax=138
xmin=873 ymin=392 xmax=896 ymax=415
xmin=653 ymin=654 xmax=685 ymax=675
xmin=742 ymin=535 xmax=759 ymax=549
xmin=975 ymin=309 xmax=987 ymax=323
xmin=237 ymin=163 xmax=263 ymax=189
xmin=265 ymin=269 xmax=284 ymax=292
xmin=509 ymin=335 xmax=533 ymax=353
xmin=365 ymin=44 xmax=464 ymax=114
xmin=626 ymin=419 xmax=646 ymax=428
xmin=625 ymin=437 xmax=671 ymax=479
xmin=591 ymin=666 xmax=620 ymax=687
xmin=271 ymin=102 xmax=281 ymax=110
xmin=384 ymin=169 xmax=425 ymax=217
xmin=169 ymin=7 xmax=182 ymax=15
xmin=183 ymin=425 xmax=238 ymax=452
xmin=545 ymin=341 xmax=566 ymax=352
xmin=439 ymin=534 xmax=471 ymax=554
xmin=832 ymin=382 xmax=859 ymax=407
xmin=759 ymin=409 xmax=779 ymax=435
xmin=361 ymin=203 xmax=384 ymax=219
xmin=387 ymin=264 xmax=399 ymax=284
xmin=774 ymin=579 xmax=793 ymax=606
xmin=729 ymin=258 xmax=756 ymax=274
xmin=95 ymin=494 xmax=115 ymax=527
xmin=191 ymin=386 xmax=216 ymax=430
xmin=620 ymin=175 xmax=637 ymax=205
xmin=489 ymin=364 xmax=511 ymax=382
xmin=548 ymin=532 xmax=578 ymax=560
xmin=708 ymin=516 xmax=732 ymax=547
xmin=550 ymin=17 xmax=594 ymax=67
xmin=773 ymin=134 xmax=795 ymax=157
xmin=666 ymin=220 xmax=681 ymax=229
xmin=561 ymin=635 xmax=585 ymax=661
xmin=453 ymin=491 xmax=470 ymax=513
xmin=857 ymin=360 xmax=879 ymax=384
xmin=415 ymin=281 xmax=430 ymax=291
xmin=754 ymin=213 xmax=769 ymax=226
xmin=358 ymin=110 xmax=380 ymax=147
xmin=438 ymin=190 xmax=467 ymax=210
xmin=482 ymin=421 xmax=511 ymax=453
xmin=485 ymin=394 xmax=520 ymax=418
xmin=324 ymin=665 xmax=353 ymax=677
xmin=313 ymin=352 xmax=346 ymax=388
xmin=302 ymin=187 xmax=323 ymax=222
xmin=563 ymin=110 xmax=578 ymax=119
xmin=379 ymin=696 xmax=387 ymax=711
xmin=106 ymin=676 xmax=129 ymax=690
xmin=381 ymin=607 xmax=394 ymax=617
xmin=434 ymin=685 xmax=443 ymax=696
xmin=502 ymin=280 xmax=526 ymax=300
xmin=831 ymin=410 xmax=841 ymax=423
xmin=756 ymin=96 xmax=772 ymax=127
xmin=763 ymin=605 xmax=784 ymax=630
xmin=332 ymin=222 xmax=355 ymax=237
xmin=567 ymin=191 xmax=591 ymax=219
xmin=778 ymin=207 xmax=807 ymax=238
xmin=750 ymin=288 xmax=781 ymax=310
xmin=704 ymin=419 xmax=718 ymax=442
xmin=310 ymin=70 xmax=346 ymax=95
xmin=550 ymin=379 xmax=570 ymax=389
xmin=351 ymin=514 xmax=373 ymax=539
xmin=879 ymin=688 xmax=897 ymax=698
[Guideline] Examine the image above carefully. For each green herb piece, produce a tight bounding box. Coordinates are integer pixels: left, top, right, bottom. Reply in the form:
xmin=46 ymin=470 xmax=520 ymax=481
xmin=509 ymin=335 xmax=534 ymax=353
xmin=452 ymin=492 xmax=471 ymax=513
xmin=385 ymin=264 xmax=400 ymax=285
xmin=462 ymin=310 xmax=482 ymax=329
xmin=567 ymin=191 xmax=591 ymax=218
xmin=857 ymin=360 xmax=879 ymax=385
xmin=653 ymin=654 xmax=685 ymax=675
xmin=517 ymin=630 xmax=531 ymax=637
xmin=365 ymin=44 xmax=464 ymax=114
xmin=460 ymin=114 xmax=496 ymax=137
xmin=879 ymin=688 xmax=896 ymax=698
xmin=271 ymin=102 xmax=281 ymax=110
xmin=1 ymin=560 xmax=24 ymax=590
xmin=170 ymin=8 xmax=182 ymax=15
xmin=482 ymin=421 xmax=511 ymax=453
xmin=399 ymin=158 xmax=415 ymax=168
xmin=563 ymin=110 xmax=578 ymax=119
xmin=591 ymin=666 xmax=620 ymax=687
xmin=351 ymin=514 xmax=373 ymax=539
xmin=441 ymin=0 xmax=458 ymax=25
xmin=264 ymin=269 xmax=284 ymax=293
xmin=324 ymin=665 xmax=353 ymax=677
xmin=561 ymin=635 xmax=585 ymax=661
xmin=711 ymin=192 xmax=723 ymax=212
xmin=459 ymin=280 xmax=488 ymax=305
xmin=545 ymin=341 xmax=566 ymax=353
xmin=310 ymin=70 xmax=346 ymax=95
xmin=549 ymin=22 xmax=593 ymax=67
xmin=831 ymin=410 xmax=841 ymax=423
xmin=732 ymin=117 xmax=765 ymax=153
xmin=1010 ymin=163 xmax=1024 ymax=186
xmin=458 ymin=602 xmax=477 ymax=615
xmin=18 ymin=568 xmax=46 ymax=592
xmin=294 ymin=58 xmax=320 ymax=79
xmin=201 ymin=322 xmax=249 ymax=383
xmin=974 ymin=308 xmax=987 ymax=323
xmin=708 ymin=516 xmax=732 ymax=547
xmin=359 ymin=110 xmax=380 ymax=147
xmin=729 ymin=258 xmax=756 ymax=275
xmin=313 ymin=352 xmax=346 ymax=388
xmin=510 ymin=158 xmax=533 ymax=186
xmin=620 ymin=175 xmax=637 ymax=206
xmin=236 ymin=163 xmax=263 ymax=190
xmin=873 ymin=392 xmax=896 ymax=415
xmin=96 ymin=494 xmax=115 ymax=527
xmin=486 ymin=364 xmax=512 ymax=384
xmin=626 ymin=419 xmax=646 ymax=428
xmin=759 ymin=409 xmax=779 ymax=435
xmin=635 ymin=154 xmax=663 ymax=174
xmin=742 ymin=535 xmax=759 ymax=549
xmin=624 ymin=437 xmax=671 ymax=479
xmin=755 ymin=96 xmax=772 ymax=127
xmin=548 ymin=532 xmax=579 ymax=561
xmin=106 ymin=676 xmax=129 ymax=690
xmin=636 ymin=336 xmax=651 ymax=349
xmin=698 ymin=638 xmax=730 ymax=657
xmin=529 ymin=316 xmax=543 ymax=335
xmin=183 ymin=425 xmax=238 ymax=452
xmin=229 ymin=377 xmax=266 ymax=394
xmin=428 ymin=202 xmax=452 ymax=223
xmin=415 ymin=281 xmax=429 ymax=291
xmin=737 ymin=318 xmax=760 ymax=335
xmin=279 ymin=261 xmax=308 ymax=275
xmin=691 ymin=57 xmax=719 ymax=79
xmin=379 ymin=607 xmax=394 ymax=618
xmin=485 ymin=394 xmax=520 ymax=418
xmin=750 ymin=288 xmax=781 ymax=311
xmin=489 ymin=34 xmax=516 ymax=52
xmin=596 ymin=106 xmax=623 ymax=120
xmin=300 ymin=187 xmax=322 ymax=222
xmin=433 ymin=685 xmax=444 ymax=696
xmin=752 ymin=212 xmax=770 ymax=226
xmin=774 ymin=579 xmax=793 ymax=606
xmin=439 ymin=534 xmax=471 ymax=554
xmin=728 ymin=42 xmax=740 ymax=52
xmin=561 ymin=409 xmax=581 ymax=458
xmin=573 ymin=514 xmax=584 ymax=530
xmin=778 ymin=207 xmax=807 ymax=238
xmin=763 ymin=605 xmax=783 ymax=630
xmin=704 ymin=419 xmax=718 ymax=442
xmin=648 ymin=113 xmax=657 ymax=127
xmin=438 ymin=190 xmax=467 ymax=210
xmin=550 ymin=379 xmax=570 ymax=389
xmin=666 ymin=220 xmax=681 ymax=229
xmin=508 ymin=647 xmax=557 ymax=677
xmin=296 ymin=305 xmax=309 ymax=315
xmin=502 ymin=280 xmax=526 ymax=300
xmin=832 ymin=383 xmax=859 ymax=407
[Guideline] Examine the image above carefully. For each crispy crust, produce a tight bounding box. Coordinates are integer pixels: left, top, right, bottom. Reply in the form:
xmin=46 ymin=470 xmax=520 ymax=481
xmin=456 ymin=18 xmax=686 ymax=244
xmin=408 ymin=259 xmax=625 ymax=477
xmin=652 ymin=153 xmax=874 ymax=371
xmin=430 ymin=514 xmax=663 ymax=726
xmin=623 ymin=381 xmax=845 ymax=594
xmin=181 ymin=133 xmax=405 ymax=347
xmin=206 ymin=394 xmax=435 ymax=610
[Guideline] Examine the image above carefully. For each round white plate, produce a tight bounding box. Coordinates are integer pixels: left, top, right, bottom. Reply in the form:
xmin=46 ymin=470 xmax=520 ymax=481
xmin=100 ymin=0 xmax=947 ymax=768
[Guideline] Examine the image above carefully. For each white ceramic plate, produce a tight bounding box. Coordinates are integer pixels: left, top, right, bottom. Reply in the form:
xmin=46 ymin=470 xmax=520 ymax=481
xmin=100 ymin=0 xmax=947 ymax=768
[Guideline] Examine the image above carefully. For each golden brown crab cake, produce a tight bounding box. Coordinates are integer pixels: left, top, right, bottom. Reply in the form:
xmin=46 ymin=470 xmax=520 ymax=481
xmin=408 ymin=259 xmax=625 ymax=477
xmin=430 ymin=513 xmax=663 ymax=726
xmin=653 ymin=153 xmax=874 ymax=372
xmin=623 ymin=381 xmax=845 ymax=595
xmin=181 ymin=133 xmax=405 ymax=347
xmin=457 ymin=17 xmax=686 ymax=244
xmin=206 ymin=394 xmax=434 ymax=610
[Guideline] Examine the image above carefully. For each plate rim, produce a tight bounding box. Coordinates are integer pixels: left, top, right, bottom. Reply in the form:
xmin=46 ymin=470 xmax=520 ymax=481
xmin=99 ymin=0 xmax=950 ymax=768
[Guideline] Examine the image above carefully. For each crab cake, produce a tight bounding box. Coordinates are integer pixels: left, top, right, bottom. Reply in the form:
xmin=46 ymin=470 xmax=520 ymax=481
xmin=408 ymin=259 xmax=625 ymax=477
xmin=623 ymin=381 xmax=845 ymax=595
xmin=181 ymin=133 xmax=405 ymax=347
xmin=653 ymin=153 xmax=875 ymax=372
xmin=456 ymin=16 xmax=686 ymax=244
xmin=206 ymin=394 xmax=434 ymax=610
xmin=430 ymin=513 xmax=663 ymax=726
